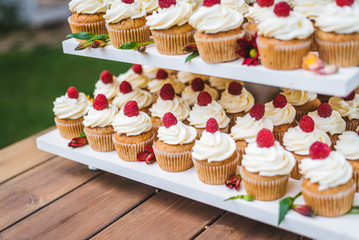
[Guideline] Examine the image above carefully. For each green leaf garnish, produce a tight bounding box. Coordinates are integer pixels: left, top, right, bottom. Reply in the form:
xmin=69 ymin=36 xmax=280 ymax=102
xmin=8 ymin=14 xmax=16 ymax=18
xmin=278 ymin=197 xmax=292 ymax=227
xmin=119 ymin=41 xmax=154 ymax=50
xmin=347 ymin=206 xmax=359 ymax=214
xmin=185 ymin=51 xmax=199 ymax=63
xmin=66 ymin=32 xmax=95 ymax=40
xmin=225 ymin=194 xmax=254 ymax=202
xmin=78 ymin=131 xmax=86 ymax=138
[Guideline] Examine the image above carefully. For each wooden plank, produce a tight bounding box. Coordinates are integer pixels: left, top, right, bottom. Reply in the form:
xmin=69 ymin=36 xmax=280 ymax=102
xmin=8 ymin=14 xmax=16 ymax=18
xmin=0 ymin=173 xmax=155 ymax=240
xmin=93 ymin=191 xmax=224 ymax=240
xmin=0 ymin=128 xmax=55 ymax=183
xmin=0 ymin=157 xmax=100 ymax=231
xmin=195 ymin=212 xmax=309 ymax=240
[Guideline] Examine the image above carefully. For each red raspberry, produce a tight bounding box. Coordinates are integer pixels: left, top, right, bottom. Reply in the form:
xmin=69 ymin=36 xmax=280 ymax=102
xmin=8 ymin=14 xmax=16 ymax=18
xmin=203 ymin=0 xmax=220 ymax=7
xmin=206 ymin=118 xmax=219 ymax=133
xmin=93 ymin=94 xmax=109 ymax=110
xmin=343 ymin=90 xmax=355 ymax=101
xmin=257 ymin=0 xmax=274 ymax=7
xmin=132 ymin=64 xmax=143 ymax=74
xmin=197 ymin=91 xmax=212 ymax=106
xmin=124 ymin=100 xmax=139 ymax=117
xmin=158 ymin=0 xmax=176 ymax=8
xmin=317 ymin=103 xmax=332 ymax=118
xmin=273 ymin=94 xmax=287 ymax=108
xmin=228 ymin=81 xmax=243 ymax=96
xmin=119 ymin=81 xmax=133 ymax=94
xmin=336 ymin=0 xmax=354 ymax=7
xmin=256 ymin=128 xmax=275 ymax=148
xmin=156 ymin=69 xmax=168 ymax=80
xmin=122 ymin=0 xmax=134 ymax=3
xmin=299 ymin=115 xmax=315 ymax=133
xmin=309 ymin=141 xmax=331 ymax=160
xmin=191 ymin=78 xmax=205 ymax=92
xmin=67 ymin=86 xmax=79 ymax=99
xmin=162 ymin=112 xmax=178 ymax=128
xmin=159 ymin=83 xmax=175 ymax=100
xmin=100 ymin=70 xmax=113 ymax=84
xmin=274 ymin=2 xmax=291 ymax=17
xmin=249 ymin=104 xmax=265 ymax=120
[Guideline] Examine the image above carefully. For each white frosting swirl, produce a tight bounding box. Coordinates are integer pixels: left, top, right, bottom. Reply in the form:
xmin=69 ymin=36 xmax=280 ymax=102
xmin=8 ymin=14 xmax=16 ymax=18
xmin=158 ymin=121 xmax=197 ymax=145
xmin=230 ymin=114 xmax=273 ymax=143
xmin=192 ymin=131 xmax=236 ymax=162
xmin=335 ymin=131 xmax=359 ymax=160
xmin=264 ymin=101 xmax=296 ymax=126
xmin=117 ymin=69 xmax=148 ymax=89
xmin=329 ymin=95 xmax=359 ymax=120
xmin=189 ymin=4 xmax=244 ymax=33
xmin=104 ymin=1 xmax=146 ymax=23
xmin=83 ymin=104 xmax=117 ymax=127
xmin=182 ymin=85 xmax=218 ymax=106
xmin=281 ymin=88 xmax=317 ymax=106
xmin=299 ymin=151 xmax=353 ymax=190
xmin=222 ymin=0 xmax=249 ymax=14
xmin=93 ymin=79 xmax=119 ymax=100
xmin=112 ymin=89 xmax=152 ymax=110
xmin=292 ymin=0 xmax=332 ymax=20
xmin=245 ymin=3 xmax=275 ymax=23
xmin=208 ymin=76 xmax=237 ymax=90
xmin=242 ymin=141 xmax=295 ymax=177
xmin=178 ymin=0 xmax=201 ymax=11
xmin=177 ymin=71 xmax=209 ymax=84
xmin=146 ymin=2 xmax=193 ymax=29
xmin=142 ymin=66 xmax=177 ymax=79
xmin=147 ymin=78 xmax=184 ymax=94
xmin=69 ymin=0 xmax=108 ymax=14
xmin=308 ymin=110 xmax=346 ymax=135
xmin=150 ymin=96 xmax=190 ymax=121
xmin=137 ymin=0 xmax=159 ymax=13
xmin=53 ymin=92 xmax=91 ymax=119
xmin=188 ymin=100 xmax=230 ymax=128
xmin=112 ymin=109 xmax=152 ymax=136
xmin=218 ymin=88 xmax=255 ymax=113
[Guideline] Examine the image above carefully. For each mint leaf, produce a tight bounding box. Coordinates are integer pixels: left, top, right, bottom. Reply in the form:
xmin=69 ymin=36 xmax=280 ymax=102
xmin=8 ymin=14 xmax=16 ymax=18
xmin=278 ymin=197 xmax=292 ymax=227
xmin=185 ymin=51 xmax=199 ymax=63
xmin=347 ymin=206 xmax=359 ymax=214
xmin=78 ymin=131 xmax=86 ymax=138
xmin=119 ymin=41 xmax=140 ymax=50
xmin=67 ymin=32 xmax=95 ymax=40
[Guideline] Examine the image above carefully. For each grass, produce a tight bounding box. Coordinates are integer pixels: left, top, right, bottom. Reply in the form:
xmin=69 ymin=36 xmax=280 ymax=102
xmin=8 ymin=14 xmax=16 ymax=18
xmin=0 ymin=45 xmax=131 ymax=149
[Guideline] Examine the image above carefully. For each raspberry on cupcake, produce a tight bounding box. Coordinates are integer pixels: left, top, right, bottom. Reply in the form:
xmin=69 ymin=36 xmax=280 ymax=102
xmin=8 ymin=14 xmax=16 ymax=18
xmin=181 ymin=78 xmax=218 ymax=106
xmin=147 ymin=69 xmax=185 ymax=98
xmin=208 ymin=76 xmax=243 ymax=94
xmin=117 ymin=64 xmax=148 ymax=90
xmin=93 ymin=70 xmax=119 ymax=103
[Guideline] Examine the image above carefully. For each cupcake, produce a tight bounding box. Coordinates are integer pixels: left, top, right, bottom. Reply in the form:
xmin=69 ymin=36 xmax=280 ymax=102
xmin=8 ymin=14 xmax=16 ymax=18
xmin=68 ymin=0 xmax=108 ymax=36
xmin=188 ymin=0 xmax=245 ymax=63
xmin=181 ymin=78 xmax=218 ymax=106
xmin=308 ymin=103 xmax=346 ymax=145
xmin=192 ymin=118 xmax=239 ymax=185
xmin=93 ymin=70 xmax=119 ymax=103
xmin=116 ymin=64 xmax=148 ymax=90
xmin=53 ymin=87 xmax=91 ymax=139
xmin=137 ymin=0 xmax=159 ymax=14
xmin=241 ymin=129 xmax=295 ymax=201
xmin=335 ymin=130 xmax=359 ymax=192
xmin=264 ymin=94 xmax=297 ymax=144
xmin=153 ymin=112 xmax=197 ymax=172
xmin=112 ymin=81 xmax=152 ymax=114
xmin=314 ymin=1 xmax=359 ymax=67
xmin=177 ymin=71 xmax=209 ymax=85
xmin=299 ymin=142 xmax=355 ymax=216
xmin=104 ymin=0 xmax=150 ymax=48
xmin=256 ymin=2 xmax=314 ymax=69
xmin=283 ymin=115 xmax=332 ymax=180
xmin=188 ymin=91 xmax=230 ymax=137
xmin=149 ymin=84 xmax=190 ymax=135
xmin=218 ymin=81 xmax=254 ymax=128
xmin=142 ymin=65 xmax=177 ymax=79
xmin=244 ymin=0 xmax=275 ymax=38
xmin=281 ymin=88 xmax=321 ymax=121
xmin=230 ymin=104 xmax=273 ymax=165
xmin=146 ymin=0 xmax=194 ymax=55
xmin=208 ymin=76 xmax=241 ymax=94
xmin=147 ymin=69 xmax=184 ymax=98
xmin=328 ymin=91 xmax=359 ymax=131
xmin=83 ymin=94 xmax=118 ymax=152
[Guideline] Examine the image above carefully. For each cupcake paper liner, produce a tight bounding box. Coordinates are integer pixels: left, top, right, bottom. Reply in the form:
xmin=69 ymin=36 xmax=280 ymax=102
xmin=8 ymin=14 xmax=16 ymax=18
xmin=106 ymin=24 xmax=151 ymax=48
xmin=242 ymin=22 xmax=257 ymax=39
xmin=345 ymin=120 xmax=359 ymax=131
xmin=54 ymin=117 xmax=84 ymax=140
xmin=273 ymin=131 xmax=285 ymax=145
xmin=112 ymin=133 xmax=155 ymax=162
xmin=84 ymin=128 xmax=115 ymax=152
xmin=290 ymin=159 xmax=302 ymax=180
xmin=236 ymin=146 xmax=245 ymax=166
xmin=354 ymin=169 xmax=359 ymax=192
xmin=153 ymin=145 xmax=193 ymax=172
xmin=329 ymin=133 xmax=340 ymax=147
xmin=68 ymin=17 xmax=107 ymax=36
xmin=151 ymin=29 xmax=195 ymax=55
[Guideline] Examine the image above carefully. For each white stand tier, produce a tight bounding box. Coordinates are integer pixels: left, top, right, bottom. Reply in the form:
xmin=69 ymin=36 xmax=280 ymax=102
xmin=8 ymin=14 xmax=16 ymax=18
xmin=36 ymin=129 xmax=359 ymax=240
xmin=63 ymin=39 xmax=359 ymax=96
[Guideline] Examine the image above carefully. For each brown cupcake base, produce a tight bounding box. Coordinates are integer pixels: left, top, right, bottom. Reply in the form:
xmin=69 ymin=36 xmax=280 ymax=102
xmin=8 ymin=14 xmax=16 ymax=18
xmin=84 ymin=126 xmax=115 ymax=152
xmin=68 ymin=16 xmax=107 ymax=36
xmin=55 ymin=116 xmax=84 ymax=139
xmin=106 ymin=22 xmax=151 ymax=48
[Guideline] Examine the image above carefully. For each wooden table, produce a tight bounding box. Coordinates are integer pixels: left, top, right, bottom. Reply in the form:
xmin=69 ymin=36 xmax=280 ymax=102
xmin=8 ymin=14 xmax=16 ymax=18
xmin=0 ymin=129 xmax=309 ymax=240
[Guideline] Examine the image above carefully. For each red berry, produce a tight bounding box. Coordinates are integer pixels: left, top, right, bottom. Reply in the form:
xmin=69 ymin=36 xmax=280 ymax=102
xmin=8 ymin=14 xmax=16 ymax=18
xmin=309 ymin=141 xmax=331 ymax=160
xmin=100 ymin=70 xmax=113 ymax=84
xmin=228 ymin=81 xmax=243 ymax=96
xmin=257 ymin=0 xmax=274 ymax=7
xmin=272 ymin=94 xmax=287 ymax=108
xmin=299 ymin=115 xmax=315 ymax=133
xmin=67 ymin=86 xmax=79 ymax=99
xmin=336 ymin=0 xmax=354 ymax=7
xmin=343 ymin=90 xmax=355 ymax=101
xmin=156 ymin=69 xmax=168 ymax=80
xmin=122 ymin=0 xmax=134 ymax=3
xmin=124 ymin=100 xmax=139 ymax=117
xmin=256 ymin=128 xmax=275 ymax=148
xmin=159 ymin=83 xmax=175 ymax=100
xmin=162 ymin=112 xmax=178 ymax=128
xmin=317 ymin=103 xmax=332 ymax=118
xmin=132 ymin=64 xmax=143 ymax=74
xmin=93 ymin=94 xmax=109 ymax=110
xmin=119 ymin=81 xmax=133 ymax=94
xmin=206 ymin=118 xmax=219 ymax=133
xmin=203 ymin=0 xmax=220 ymax=7
xmin=274 ymin=2 xmax=291 ymax=17
xmin=197 ymin=91 xmax=212 ymax=106
xmin=249 ymin=104 xmax=265 ymax=120
xmin=191 ymin=78 xmax=205 ymax=92
xmin=158 ymin=0 xmax=176 ymax=8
